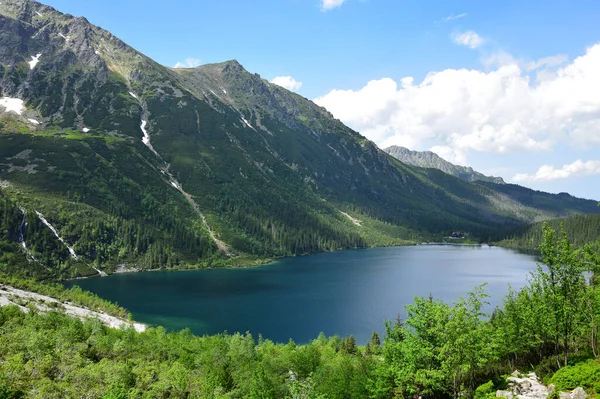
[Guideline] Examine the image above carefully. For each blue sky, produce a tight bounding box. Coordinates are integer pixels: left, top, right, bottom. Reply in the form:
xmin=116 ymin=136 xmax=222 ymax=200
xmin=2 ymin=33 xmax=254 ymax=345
xmin=43 ymin=0 xmax=600 ymax=201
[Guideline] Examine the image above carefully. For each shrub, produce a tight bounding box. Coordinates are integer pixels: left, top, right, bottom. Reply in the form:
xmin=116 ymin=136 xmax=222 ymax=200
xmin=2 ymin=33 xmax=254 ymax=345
xmin=550 ymin=359 xmax=600 ymax=394
xmin=475 ymin=380 xmax=495 ymax=399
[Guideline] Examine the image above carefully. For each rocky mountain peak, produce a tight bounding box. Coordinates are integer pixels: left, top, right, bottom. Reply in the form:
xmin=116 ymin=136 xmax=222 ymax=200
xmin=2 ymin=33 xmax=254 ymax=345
xmin=384 ymin=145 xmax=506 ymax=184
xmin=222 ymin=59 xmax=244 ymax=72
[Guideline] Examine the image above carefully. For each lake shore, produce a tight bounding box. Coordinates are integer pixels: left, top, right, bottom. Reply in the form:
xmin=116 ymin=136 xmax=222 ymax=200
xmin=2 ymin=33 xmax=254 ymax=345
xmin=66 ymin=241 xmax=423 ymax=280
xmin=65 ymin=245 xmax=539 ymax=344
xmin=419 ymin=242 xmax=490 ymax=246
xmin=0 ymin=284 xmax=147 ymax=332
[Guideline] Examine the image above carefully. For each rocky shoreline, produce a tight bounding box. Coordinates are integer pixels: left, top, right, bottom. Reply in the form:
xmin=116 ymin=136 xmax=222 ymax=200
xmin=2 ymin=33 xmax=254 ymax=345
xmin=0 ymin=284 xmax=146 ymax=332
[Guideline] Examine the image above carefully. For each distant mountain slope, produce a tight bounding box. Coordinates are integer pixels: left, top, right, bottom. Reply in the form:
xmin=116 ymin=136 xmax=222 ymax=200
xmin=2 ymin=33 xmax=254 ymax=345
xmin=384 ymin=146 xmax=505 ymax=184
xmin=497 ymin=213 xmax=600 ymax=250
xmin=0 ymin=0 xmax=599 ymax=279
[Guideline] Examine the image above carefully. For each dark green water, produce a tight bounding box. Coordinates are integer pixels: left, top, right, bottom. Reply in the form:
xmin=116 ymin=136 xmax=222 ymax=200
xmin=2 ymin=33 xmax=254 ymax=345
xmin=65 ymin=245 xmax=538 ymax=344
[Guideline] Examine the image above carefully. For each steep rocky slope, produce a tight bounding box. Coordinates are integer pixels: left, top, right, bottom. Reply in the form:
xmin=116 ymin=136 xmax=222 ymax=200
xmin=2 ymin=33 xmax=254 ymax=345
xmin=384 ymin=145 xmax=505 ymax=184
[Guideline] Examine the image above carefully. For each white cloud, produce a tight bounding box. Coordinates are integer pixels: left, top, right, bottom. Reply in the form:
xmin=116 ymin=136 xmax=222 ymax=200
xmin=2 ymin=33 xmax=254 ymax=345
xmin=482 ymin=52 xmax=567 ymax=71
xmin=314 ymin=43 xmax=600 ymax=161
xmin=321 ymin=0 xmax=345 ymax=11
xmin=437 ymin=12 xmax=467 ymax=24
xmin=452 ymin=31 xmax=485 ymax=49
xmin=429 ymin=145 xmax=467 ymax=165
xmin=173 ymin=57 xmax=201 ymax=69
xmin=271 ymin=76 xmax=303 ymax=91
xmin=513 ymin=160 xmax=600 ymax=182
xmin=481 ymin=51 xmax=518 ymax=68
xmin=526 ymin=54 xmax=568 ymax=71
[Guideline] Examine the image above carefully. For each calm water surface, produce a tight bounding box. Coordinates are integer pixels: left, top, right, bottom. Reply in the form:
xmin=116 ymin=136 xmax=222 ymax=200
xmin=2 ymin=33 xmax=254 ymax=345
xmin=65 ymin=245 xmax=538 ymax=344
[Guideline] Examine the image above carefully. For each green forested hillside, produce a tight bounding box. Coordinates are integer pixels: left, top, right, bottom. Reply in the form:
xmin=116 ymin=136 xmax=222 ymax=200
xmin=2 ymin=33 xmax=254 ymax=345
xmin=0 ymin=225 xmax=599 ymax=399
xmin=498 ymin=213 xmax=600 ymax=250
xmin=0 ymin=0 xmax=599 ymax=279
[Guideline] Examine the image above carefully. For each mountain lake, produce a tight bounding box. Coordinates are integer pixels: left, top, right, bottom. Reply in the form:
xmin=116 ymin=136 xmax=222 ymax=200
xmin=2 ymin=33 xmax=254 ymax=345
xmin=65 ymin=245 xmax=539 ymax=344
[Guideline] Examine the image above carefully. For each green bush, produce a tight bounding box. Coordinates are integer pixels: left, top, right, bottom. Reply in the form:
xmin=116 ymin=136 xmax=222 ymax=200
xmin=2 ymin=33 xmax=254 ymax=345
xmin=475 ymin=380 xmax=495 ymax=399
xmin=551 ymin=359 xmax=600 ymax=394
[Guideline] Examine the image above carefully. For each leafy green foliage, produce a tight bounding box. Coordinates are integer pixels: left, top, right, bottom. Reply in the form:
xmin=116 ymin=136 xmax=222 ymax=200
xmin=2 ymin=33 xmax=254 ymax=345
xmin=0 ymin=224 xmax=597 ymax=398
xmin=550 ymin=359 xmax=600 ymax=394
xmin=376 ymin=286 xmax=494 ymax=399
xmin=474 ymin=380 xmax=496 ymax=399
xmin=0 ymin=307 xmax=373 ymax=399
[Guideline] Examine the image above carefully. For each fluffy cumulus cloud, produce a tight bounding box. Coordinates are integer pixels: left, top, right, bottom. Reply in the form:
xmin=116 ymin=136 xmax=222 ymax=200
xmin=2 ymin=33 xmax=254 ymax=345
xmin=173 ymin=57 xmax=201 ymax=69
xmin=321 ymin=0 xmax=345 ymax=11
xmin=314 ymin=43 xmax=600 ymax=161
xmin=452 ymin=31 xmax=485 ymax=49
xmin=271 ymin=76 xmax=303 ymax=91
xmin=429 ymin=145 xmax=468 ymax=166
xmin=513 ymin=160 xmax=600 ymax=182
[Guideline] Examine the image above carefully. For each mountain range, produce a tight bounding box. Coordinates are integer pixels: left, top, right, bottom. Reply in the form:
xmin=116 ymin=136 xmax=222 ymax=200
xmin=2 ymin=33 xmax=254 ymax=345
xmin=383 ymin=146 xmax=505 ymax=184
xmin=0 ymin=0 xmax=599 ymax=279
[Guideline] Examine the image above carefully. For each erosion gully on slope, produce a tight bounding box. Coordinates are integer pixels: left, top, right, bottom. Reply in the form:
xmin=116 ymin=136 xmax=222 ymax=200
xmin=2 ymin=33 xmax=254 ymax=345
xmin=129 ymin=91 xmax=233 ymax=257
xmin=35 ymin=211 xmax=107 ymax=277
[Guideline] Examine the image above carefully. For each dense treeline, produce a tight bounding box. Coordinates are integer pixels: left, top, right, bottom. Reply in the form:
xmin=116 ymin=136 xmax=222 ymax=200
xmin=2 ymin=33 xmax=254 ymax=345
xmin=2 ymin=126 xmax=599 ymax=278
xmin=0 ymin=187 xmax=219 ymax=279
xmin=498 ymin=214 xmax=600 ymax=250
xmin=0 ymin=224 xmax=599 ymax=398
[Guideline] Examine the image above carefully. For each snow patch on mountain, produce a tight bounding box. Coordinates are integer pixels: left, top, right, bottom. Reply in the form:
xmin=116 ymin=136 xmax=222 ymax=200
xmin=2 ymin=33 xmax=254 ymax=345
xmin=241 ymin=117 xmax=255 ymax=130
xmin=140 ymin=120 xmax=159 ymax=156
xmin=0 ymin=97 xmax=25 ymax=115
xmin=28 ymin=53 xmax=42 ymax=69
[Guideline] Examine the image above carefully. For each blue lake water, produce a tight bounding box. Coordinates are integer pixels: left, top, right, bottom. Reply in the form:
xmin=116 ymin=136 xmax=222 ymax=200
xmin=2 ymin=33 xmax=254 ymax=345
xmin=65 ymin=245 xmax=538 ymax=344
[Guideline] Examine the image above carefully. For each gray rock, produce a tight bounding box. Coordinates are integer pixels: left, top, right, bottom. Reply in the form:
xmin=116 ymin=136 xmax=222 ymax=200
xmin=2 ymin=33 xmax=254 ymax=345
xmin=560 ymin=392 xmax=572 ymax=399
xmin=496 ymin=390 xmax=513 ymax=399
xmin=499 ymin=372 xmax=548 ymax=399
xmin=571 ymin=387 xmax=588 ymax=399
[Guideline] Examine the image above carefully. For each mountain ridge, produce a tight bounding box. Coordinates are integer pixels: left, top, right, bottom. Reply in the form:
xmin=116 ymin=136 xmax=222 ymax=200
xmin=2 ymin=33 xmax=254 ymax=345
xmin=0 ymin=0 xmax=599 ymax=279
xmin=384 ymin=145 xmax=506 ymax=184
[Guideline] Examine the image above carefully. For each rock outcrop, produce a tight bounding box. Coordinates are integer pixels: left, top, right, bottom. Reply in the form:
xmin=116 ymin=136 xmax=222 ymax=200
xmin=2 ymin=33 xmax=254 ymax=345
xmin=496 ymin=371 xmax=589 ymax=399
xmin=558 ymin=387 xmax=588 ymax=399
xmin=497 ymin=372 xmax=548 ymax=399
